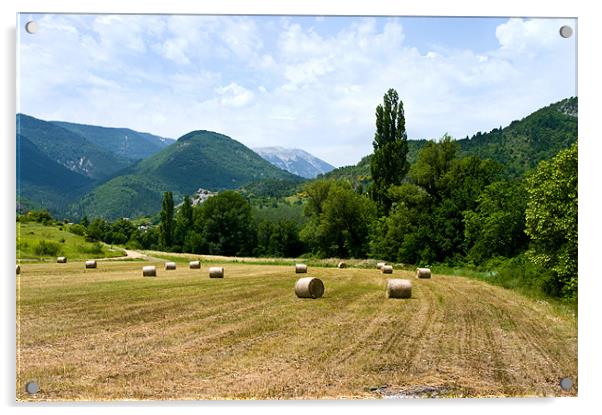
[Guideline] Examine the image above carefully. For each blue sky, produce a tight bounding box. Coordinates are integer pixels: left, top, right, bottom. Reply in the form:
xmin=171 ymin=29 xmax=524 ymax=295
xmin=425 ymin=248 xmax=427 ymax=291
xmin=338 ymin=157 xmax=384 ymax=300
xmin=17 ymin=14 xmax=576 ymax=166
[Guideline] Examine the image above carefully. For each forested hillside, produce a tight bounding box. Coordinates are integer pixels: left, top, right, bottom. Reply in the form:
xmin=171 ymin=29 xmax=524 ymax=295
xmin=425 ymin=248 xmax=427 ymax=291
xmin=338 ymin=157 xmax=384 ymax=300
xmin=52 ymin=120 xmax=174 ymax=161
xmin=458 ymin=97 xmax=577 ymax=177
xmin=16 ymin=134 xmax=94 ymax=213
xmin=17 ymin=114 xmax=130 ymax=180
xmin=321 ymin=97 xmax=577 ymax=185
xmin=72 ymin=130 xmax=301 ymax=219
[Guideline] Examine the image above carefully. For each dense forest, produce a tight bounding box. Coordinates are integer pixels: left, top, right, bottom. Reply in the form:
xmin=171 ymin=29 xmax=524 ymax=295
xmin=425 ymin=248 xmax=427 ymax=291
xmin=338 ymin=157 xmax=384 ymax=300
xmin=18 ymin=91 xmax=578 ymax=302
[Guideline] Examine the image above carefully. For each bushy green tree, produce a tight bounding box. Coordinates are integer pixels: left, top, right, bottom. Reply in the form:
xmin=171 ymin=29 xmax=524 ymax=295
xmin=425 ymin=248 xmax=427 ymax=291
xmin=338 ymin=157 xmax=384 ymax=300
xmin=431 ymin=156 xmax=502 ymax=259
xmin=109 ymin=218 xmax=136 ymax=245
xmin=86 ymin=218 xmax=109 ymax=242
xmin=256 ymin=219 xmax=304 ymax=257
xmin=303 ymin=179 xmax=338 ymax=217
xmin=370 ymin=183 xmax=433 ymax=264
xmin=464 ymin=179 xmax=528 ymax=263
xmin=158 ymin=191 xmax=175 ymax=249
xmin=371 ymin=139 xmax=501 ymax=264
xmin=369 ymin=88 xmax=410 ymax=215
xmin=174 ymin=195 xmax=193 ymax=249
xmin=195 ymin=191 xmax=255 ymax=256
xmin=302 ymin=180 xmax=376 ymax=258
xmin=408 ymin=134 xmax=458 ymax=199
xmin=130 ymin=227 xmax=160 ymax=250
xmin=524 ymin=143 xmax=577 ymax=298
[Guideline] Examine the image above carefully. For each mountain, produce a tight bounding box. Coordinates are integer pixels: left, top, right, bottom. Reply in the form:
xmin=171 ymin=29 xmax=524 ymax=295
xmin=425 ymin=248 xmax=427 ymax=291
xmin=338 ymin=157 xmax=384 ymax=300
xmin=17 ymin=114 xmax=130 ymax=180
xmin=253 ymin=147 xmax=335 ymax=178
xmin=456 ymin=97 xmax=578 ymax=177
xmin=73 ymin=130 xmax=303 ymax=219
xmin=52 ymin=121 xmax=174 ymax=161
xmin=320 ymin=97 xmax=578 ymax=185
xmin=17 ymin=134 xmax=94 ymax=213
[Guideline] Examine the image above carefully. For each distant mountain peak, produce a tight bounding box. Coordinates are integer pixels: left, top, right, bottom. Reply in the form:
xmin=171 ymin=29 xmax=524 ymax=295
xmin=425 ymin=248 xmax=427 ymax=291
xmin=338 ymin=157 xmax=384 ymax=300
xmin=253 ymin=146 xmax=335 ymax=179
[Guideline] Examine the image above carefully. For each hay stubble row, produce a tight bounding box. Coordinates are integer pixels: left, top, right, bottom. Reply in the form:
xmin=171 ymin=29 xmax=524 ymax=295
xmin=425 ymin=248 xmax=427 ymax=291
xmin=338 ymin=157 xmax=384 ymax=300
xmin=16 ymin=260 xmax=577 ymax=400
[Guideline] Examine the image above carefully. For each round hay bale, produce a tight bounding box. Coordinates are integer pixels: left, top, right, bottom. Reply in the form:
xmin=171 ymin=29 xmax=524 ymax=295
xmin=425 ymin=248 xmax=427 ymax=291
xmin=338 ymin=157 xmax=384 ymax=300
xmin=386 ymin=279 xmax=412 ymax=299
xmin=16 ymin=264 xmax=20 ymax=275
xmin=381 ymin=265 xmax=393 ymax=274
xmin=142 ymin=265 xmax=156 ymax=277
xmin=189 ymin=260 xmax=201 ymax=269
xmin=164 ymin=262 xmax=176 ymax=270
xmin=376 ymin=262 xmax=386 ymax=270
xmin=295 ymin=263 xmax=308 ymax=273
xmin=294 ymin=277 xmax=324 ymax=299
xmin=85 ymin=260 xmax=97 ymax=269
xmin=57 ymin=257 xmax=67 ymax=263
xmin=337 ymin=261 xmax=347 ymax=269
xmin=416 ymin=268 xmax=432 ymax=279
xmin=209 ymin=266 xmax=224 ymax=278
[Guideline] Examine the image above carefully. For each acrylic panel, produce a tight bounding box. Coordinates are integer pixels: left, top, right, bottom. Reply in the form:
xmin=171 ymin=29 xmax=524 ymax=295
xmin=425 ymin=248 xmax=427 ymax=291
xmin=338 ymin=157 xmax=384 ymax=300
xmin=16 ymin=13 xmax=578 ymax=401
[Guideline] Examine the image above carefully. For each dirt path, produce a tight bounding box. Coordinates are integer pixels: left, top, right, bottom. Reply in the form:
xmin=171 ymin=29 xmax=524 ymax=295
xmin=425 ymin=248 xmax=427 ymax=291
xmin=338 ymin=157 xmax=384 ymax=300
xmin=123 ymin=249 xmax=149 ymax=259
xmin=96 ymin=248 xmax=157 ymax=261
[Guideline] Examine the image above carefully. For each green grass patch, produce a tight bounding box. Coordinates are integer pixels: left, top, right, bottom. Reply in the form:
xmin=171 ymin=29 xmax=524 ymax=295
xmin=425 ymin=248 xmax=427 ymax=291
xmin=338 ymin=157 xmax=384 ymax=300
xmin=17 ymin=222 xmax=126 ymax=261
xmin=432 ymin=257 xmax=577 ymax=317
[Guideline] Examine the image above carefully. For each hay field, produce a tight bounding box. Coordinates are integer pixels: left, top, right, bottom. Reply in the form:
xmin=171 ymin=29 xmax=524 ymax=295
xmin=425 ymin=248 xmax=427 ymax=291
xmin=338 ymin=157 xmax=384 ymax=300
xmin=16 ymin=259 xmax=577 ymax=401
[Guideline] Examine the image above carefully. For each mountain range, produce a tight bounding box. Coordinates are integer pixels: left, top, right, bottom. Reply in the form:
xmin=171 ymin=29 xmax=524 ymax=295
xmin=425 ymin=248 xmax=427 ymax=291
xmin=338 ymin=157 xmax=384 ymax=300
xmin=73 ymin=130 xmax=302 ymax=219
xmin=253 ymin=147 xmax=335 ymax=178
xmin=16 ymin=97 xmax=577 ymax=220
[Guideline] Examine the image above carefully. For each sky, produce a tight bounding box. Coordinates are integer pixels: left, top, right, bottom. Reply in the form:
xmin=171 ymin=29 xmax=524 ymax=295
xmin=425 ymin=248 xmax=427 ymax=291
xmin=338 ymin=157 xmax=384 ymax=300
xmin=17 ymin=14 xmax=577 ymax=167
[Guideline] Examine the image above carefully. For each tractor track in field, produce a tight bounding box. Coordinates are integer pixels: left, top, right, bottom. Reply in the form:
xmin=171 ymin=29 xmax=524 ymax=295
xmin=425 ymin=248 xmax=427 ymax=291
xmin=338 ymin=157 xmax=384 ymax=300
xmin=335 ymin=300 xmax=386 ymax=364
xmin=379 ymin=279 xmax=437 ymax=365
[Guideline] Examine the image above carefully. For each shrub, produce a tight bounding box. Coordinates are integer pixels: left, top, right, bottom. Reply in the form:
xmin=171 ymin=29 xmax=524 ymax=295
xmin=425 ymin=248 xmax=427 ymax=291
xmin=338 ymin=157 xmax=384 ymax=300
xmin=25 ymin=210 xmax=55 ymax=225
xmin=68 ymin=224 xmax=86 ymax=236
xmin=125 ymin=239 xmax=143 ymax=250
xmin=481 ymin=255 xmax=555 ymax=296
xmin=77 ymin=242 xmax=104 ymax=255
xmin=34 ymin=240 xmax=62 ymax=256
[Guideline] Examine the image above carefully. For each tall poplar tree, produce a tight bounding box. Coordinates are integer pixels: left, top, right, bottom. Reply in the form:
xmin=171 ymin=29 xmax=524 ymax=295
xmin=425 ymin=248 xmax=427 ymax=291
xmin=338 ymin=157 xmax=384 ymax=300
xmin=369 ymin=88 xmax=410 ymax=215
xmin=159 ymin=191 xmax=175 ymax=249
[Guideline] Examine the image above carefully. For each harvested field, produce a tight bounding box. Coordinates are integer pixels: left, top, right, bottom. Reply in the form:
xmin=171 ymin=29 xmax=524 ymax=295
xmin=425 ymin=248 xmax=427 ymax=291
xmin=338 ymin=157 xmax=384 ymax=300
xmin=16 ymin=260 xmax=577 ymax=401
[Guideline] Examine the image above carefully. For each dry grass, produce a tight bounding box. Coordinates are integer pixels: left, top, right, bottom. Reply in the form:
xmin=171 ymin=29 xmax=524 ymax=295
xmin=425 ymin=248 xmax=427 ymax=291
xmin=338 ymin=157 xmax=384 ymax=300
xmin=16 ymin=260 xmax=577 ymax=401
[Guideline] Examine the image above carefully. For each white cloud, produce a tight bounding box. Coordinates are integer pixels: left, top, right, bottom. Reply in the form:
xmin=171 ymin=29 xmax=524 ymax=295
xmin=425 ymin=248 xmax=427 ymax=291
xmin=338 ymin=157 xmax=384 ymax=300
xmin=160 ymin=37 xmax=191 ymax=65
xmin=496 ymin=18 xmax=571 ymax=53
xmin=18 ymin=15 xmax=576 ymax=167
xmin=215 ymin=82 xmax=255 ymax=108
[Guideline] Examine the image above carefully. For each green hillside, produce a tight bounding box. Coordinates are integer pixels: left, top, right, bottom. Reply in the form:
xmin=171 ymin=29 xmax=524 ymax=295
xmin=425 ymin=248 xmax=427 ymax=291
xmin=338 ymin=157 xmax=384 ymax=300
xmin=319 ymin=140 xmax=428 ymax=187
xmin=17 ymin=221 xmax=125 ymax=261
xmin=73 ymin=130 xmax=301 ymax=219
xmin=457 ymin=97 xmax=578 ymax=177
xmin=52 ymin=121 xmax=173 ymax=161
xmin=320 ymin=97 xmax=577 ymax=184
xmin=17 ymin=134 xmax=94 ymax=214
xmin=17 ymin=114 xmax=130 ymax=180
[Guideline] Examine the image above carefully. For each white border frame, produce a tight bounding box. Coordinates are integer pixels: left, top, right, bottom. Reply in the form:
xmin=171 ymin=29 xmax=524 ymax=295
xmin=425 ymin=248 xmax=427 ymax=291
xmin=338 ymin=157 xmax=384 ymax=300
xmin=2 ymin=1 xmax=599 ymax=415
